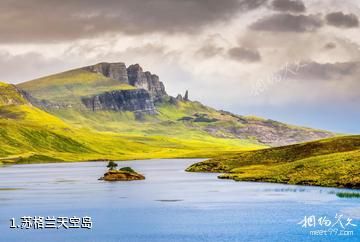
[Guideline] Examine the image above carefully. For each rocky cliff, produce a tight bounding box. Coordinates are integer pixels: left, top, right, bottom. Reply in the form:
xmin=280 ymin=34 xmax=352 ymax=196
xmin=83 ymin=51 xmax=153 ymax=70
xmin=84 ymin=62 xmax=129 ymax=83
xmin=81 ymin=89 xmax=156 ymax=114
xmin=84 ymin=62 xmax=167 ymax=102
xmin=20 ymin=62 xmax=168 ymax=114
xmin=127 ymin=64 xmax=167 ymax=101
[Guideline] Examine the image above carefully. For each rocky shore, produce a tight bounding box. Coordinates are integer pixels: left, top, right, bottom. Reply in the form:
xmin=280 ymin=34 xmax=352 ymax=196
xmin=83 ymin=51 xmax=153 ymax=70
xmin=99 ymin=167 xmax=145 ymax=181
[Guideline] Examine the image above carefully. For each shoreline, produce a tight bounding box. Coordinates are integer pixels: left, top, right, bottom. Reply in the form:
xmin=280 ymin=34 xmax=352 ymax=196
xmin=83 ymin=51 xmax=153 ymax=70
xmin=0 ymin=156 xmax=207 ymax=166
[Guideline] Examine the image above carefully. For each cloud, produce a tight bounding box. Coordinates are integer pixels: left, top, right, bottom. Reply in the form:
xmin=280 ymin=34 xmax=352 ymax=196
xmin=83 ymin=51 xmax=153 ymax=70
xmin=240 ymin=0 xmax=268 ymax=10
xmin=0 ymin=0 xmax=266 ymax=43
xmin=250 ymin=13 xmax=323 ymax=32
xmin=326 ymin=12 xmax=359 ymax=28
xmin=271 ymin=0 xmax=305 ymax=13
xmin=324 ymin=42 xmax=336 ymax=50
xmin=228 ymin=47 xmax=261 ymax=62
xmin=0 ymin=41 xmax=175 ymax=83
xmin=288 ymin=61 xmax=360 ymax=81
xmin=195 ymin=45 xmax=225 ymax=58
xmin=247 ymin=60 xmax=360 ymax=110
xmin=0 ymin=51 xmax=75 ymax=83
xmin=193 ymin=35 xmax=228 ymax=58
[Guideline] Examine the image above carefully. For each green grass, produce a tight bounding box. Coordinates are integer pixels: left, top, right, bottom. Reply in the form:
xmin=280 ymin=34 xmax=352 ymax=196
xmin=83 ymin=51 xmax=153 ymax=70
xmin=17 ymin=71 xmax=268 ymax=148
xmin=1 ymin=65 xmax=336 ymax=166
xmin=0 ymin=82 xmax=263 ymax=164
xmin=48 ymin=108 xmax=263 ymax=150
xmin=18 ymin=69 xmax=135 ymax=106
xmin=16 ymin=66 xmax=335 ymax=150
xmin=119 ymin=167 xmax=136 ymax=173
xmin=0 ymin=188 xmax=23 ymax=191
xmin=336 ymin=192 xmax=360 ymax=198
xmin=0 ymin=83 xmax=27 ymax=106
xmin=187 ymin=136 xmax=360 ymax=188
xmin=40 ymin=95 xmax=266 ymax=150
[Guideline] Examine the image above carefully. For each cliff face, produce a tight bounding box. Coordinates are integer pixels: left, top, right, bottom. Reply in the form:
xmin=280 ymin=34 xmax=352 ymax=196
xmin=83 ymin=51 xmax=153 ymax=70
xmin=84 ymin=62 xmax=167 ymax=102
xmin=81 ymin=62 xmax=167 ymax=112
xmin=81 ymin=89 xmax=156 ymax=114
xmin=84 ymin=62 xmax=129 ymax=83
xmin=127 ymin=64 xmax=167 ymax=101
xmin=19 ymin=62 xmax=166 ymax=114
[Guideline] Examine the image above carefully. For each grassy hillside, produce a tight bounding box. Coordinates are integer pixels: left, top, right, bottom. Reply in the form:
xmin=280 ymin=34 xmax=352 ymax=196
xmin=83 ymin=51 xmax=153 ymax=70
xmin=0 ymin=83 xmax=28 ymax=105
xmin=0 ymin=82 xmax=263 ymax=165
xmin=0 ymin=84 xmax=92 ymax=163
xmin=17 ymin=63 xmax=334 ymax=147
xmin=186 ymin=136 xmax=360 ymax=188
xmin=18 ymin=69 xmax=135 ymax=106
xmin=48 ymin=98 xmax=332 ymax=147
xmin=5 ymin=62 xmax=341 ymax=165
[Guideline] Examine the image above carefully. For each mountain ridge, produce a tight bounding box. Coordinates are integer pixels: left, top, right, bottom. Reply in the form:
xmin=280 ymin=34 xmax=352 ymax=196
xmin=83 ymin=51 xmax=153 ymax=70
xmin=17 ymin=61 xmax=335 ymax=147
xmin=0 ymin=81 xmax=264 ymax=164
xmin=0 ymin=60 xmax=341 ymax=164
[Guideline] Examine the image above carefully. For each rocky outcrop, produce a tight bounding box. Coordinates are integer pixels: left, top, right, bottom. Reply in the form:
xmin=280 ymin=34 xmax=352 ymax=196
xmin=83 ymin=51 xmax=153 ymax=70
xmin=84 ymin=62 xmax=167 ymax=102
xmin=176 ymin=94 xmax=183 ymax=101
xmin=200 ymin=117 xmax=333 ymax=146
xmin=81 ymin=89 xmax=156 ymax=114
xmin=99 ymin=170 xmax=145 ymax=181
xmin=76 ymin=62 xmax=169 ymax=114
xmin=127 ymin=64 xmax=167 ymax=101
xmin=175 ymin=90 xmax=189 ymax=102
xmin=184 ymin=90 xmax=189 ymax=101
xmin=84 ymin=62 xmax=129 ymax=83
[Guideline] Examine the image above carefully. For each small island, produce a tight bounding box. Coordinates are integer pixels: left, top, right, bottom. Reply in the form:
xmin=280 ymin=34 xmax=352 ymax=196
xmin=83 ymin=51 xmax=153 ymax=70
xmin=99 ymin=161 xmax=145 ymax=181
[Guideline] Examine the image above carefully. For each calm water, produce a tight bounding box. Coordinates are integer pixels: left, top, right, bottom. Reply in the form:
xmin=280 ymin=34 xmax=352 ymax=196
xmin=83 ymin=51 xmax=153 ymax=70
xmin=0 ymin=159 xmax=359 ymax=242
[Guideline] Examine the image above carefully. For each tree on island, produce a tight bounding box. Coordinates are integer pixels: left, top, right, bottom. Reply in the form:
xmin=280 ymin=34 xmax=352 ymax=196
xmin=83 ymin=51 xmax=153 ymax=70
xmin=107 ymin=161 xmax=118 ymax=170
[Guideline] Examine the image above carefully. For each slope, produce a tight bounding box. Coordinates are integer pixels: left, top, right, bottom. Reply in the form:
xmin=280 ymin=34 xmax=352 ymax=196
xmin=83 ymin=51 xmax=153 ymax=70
xmin=186 ymin=135 xmax=360 ymax=188
xmin=17 ymin=62 xmax=335 ymax=147
xmin=0 ymin=82 xmax=263 ymax=164
xmin=18 ymin=68 xmax=135 ymax=108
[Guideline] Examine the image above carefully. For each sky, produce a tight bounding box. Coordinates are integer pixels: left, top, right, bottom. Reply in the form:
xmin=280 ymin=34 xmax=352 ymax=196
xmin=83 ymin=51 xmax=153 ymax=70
xmin=0 ymin=0 xmax=359 ymax=133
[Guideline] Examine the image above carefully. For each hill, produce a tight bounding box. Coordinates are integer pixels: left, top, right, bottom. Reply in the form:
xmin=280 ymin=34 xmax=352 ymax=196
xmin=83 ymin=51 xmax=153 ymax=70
xmin=17 ymin=62 xmax=334 ymax=147
xmin=18 ymin=65 xmax=135 ymax=109
xmin=0 ymin=83 xmax=90 ymax=163
xmin=0 ymin=82 xmax=262 ymax=164
xmin=186 ymin=136 xmax=360 ymax=188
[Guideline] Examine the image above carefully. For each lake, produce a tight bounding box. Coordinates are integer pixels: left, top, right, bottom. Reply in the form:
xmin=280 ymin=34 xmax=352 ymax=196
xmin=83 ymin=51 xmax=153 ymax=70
xmin=0 ymin=159 xmax=359 ymax=242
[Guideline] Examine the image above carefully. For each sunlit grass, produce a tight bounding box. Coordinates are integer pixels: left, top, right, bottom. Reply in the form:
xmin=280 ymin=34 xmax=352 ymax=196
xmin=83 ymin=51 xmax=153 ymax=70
xmin=18 ymin=69 xmax=135 ymax=106
xmin=0 ymin=89 xmax=263 ymax=164
xmin=187 ymin=136 xmax=360 ymax=188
